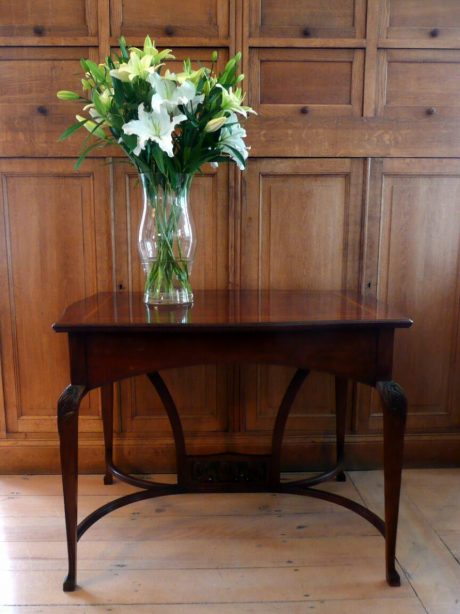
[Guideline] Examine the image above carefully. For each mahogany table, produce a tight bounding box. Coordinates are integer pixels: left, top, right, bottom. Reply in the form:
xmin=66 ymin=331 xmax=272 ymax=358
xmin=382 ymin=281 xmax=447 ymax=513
xmin=53 ymin=290 xmax=412 ymax=591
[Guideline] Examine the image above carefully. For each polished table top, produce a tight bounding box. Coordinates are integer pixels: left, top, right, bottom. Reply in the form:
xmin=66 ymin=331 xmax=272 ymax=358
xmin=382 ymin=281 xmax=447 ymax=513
xmin=53 ymin=290 xmax=412 ymax=333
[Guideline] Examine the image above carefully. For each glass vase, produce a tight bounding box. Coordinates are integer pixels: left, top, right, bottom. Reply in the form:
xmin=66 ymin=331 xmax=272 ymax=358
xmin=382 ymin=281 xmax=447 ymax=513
xmin=138 ymin=174 xmax=196 ymax=305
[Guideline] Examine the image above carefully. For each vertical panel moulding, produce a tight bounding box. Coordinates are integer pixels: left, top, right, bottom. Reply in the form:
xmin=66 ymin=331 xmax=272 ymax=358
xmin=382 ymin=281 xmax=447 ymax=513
xmin=81 ymin=172 xmax=99 ymax=298
xmin=220 ymin=0 xmax=232 ymax=42
xmin=340 ymin=171 xmax=351 ymax=290
xmin=445 ymin=172 xmax=460 ymax=427
xmin=97 ymin=0 xmax=111 ymax=58
xmin=108 ymin=161 xmax=117 ymax=293
xmin=257 ymin=171 xmax=265 ymax=290
xmin=86 ymin=0 xmax=99 ymax=37
xmin=370 ymin=159 xmax=385 ymax=300
xmin=362 ymin=0 xmax=382 ymax=117
xmin=2 ymin=174 xmax=21 ymax=433
xmin=0 ymin=358 xmax=6 ymax=436
xmin=351 ymin=50 xmax=365 ymax=118
xmin=359 ymin=158 xmax=372 ymax=294
xmin=0 ymin=172 xmax=7 ymax=436
xmin=379 ymin=175 xmax=394 ymax=307
xmin=346 ymin=158 xmax=365 ymax=291
xmin=355 ymin=0 xmax=368 ymax=39
xmin=379 ymin=0 xmax=391 ymax=42
xmin=109 ymin=0 xmax=122 ymax=39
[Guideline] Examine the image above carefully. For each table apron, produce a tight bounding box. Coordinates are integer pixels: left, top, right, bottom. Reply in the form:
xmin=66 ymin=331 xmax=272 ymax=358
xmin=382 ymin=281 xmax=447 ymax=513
xmin=68 ymin=327 xmax=394 ymax=389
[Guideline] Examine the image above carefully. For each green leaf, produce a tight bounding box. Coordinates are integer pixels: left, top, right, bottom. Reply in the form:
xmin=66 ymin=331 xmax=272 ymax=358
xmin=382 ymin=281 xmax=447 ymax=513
xmin=151 ymin=145 xmax=166 ymax=175
xmin=119 ymin=36 xmax=129 ymax=61
xmin=74 ymin=140 xmax=104 ymax=170
xmin=92 ymin=90 xmax=106 ymax=117
xmin=112 ymin=77 xmax=126 ymax=107
xmin=58 ymin=120 xmax=85 ymax=141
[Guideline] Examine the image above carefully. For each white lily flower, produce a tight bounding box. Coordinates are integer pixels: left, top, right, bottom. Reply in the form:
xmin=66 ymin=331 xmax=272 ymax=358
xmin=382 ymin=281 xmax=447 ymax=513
xmin=216 ymin=84 xmax=255 ymax=118
xmin=218 ymin=113 xmax=248 ymax=170
xmin=148 ymin=73 xmax=204 ymax=114
xmin=122 ymin=104 xmax=186 ymax=157
xmin=110 ymin=52 xmax=158 ymax=82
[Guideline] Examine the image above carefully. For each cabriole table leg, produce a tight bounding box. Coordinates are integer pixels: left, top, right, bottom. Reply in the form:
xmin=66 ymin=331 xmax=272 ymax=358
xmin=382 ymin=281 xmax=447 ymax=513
xmin=377 ymin=380 xmax=408 ymax=587
xmin=57 ymin=384 xmax=86 ymax=592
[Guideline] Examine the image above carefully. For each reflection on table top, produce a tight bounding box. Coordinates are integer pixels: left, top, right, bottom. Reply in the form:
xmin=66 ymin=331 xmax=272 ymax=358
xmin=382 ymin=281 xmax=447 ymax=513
xmin=53 ymin=290 xmax=413 ymax=333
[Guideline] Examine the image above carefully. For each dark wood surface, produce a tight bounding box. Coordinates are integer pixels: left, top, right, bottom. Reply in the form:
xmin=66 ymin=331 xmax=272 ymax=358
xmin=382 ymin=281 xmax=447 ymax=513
xmin=53 ymin=290 xmax=412 ymax=332
xmin=55 ymin=290 xmax=411 ymax=591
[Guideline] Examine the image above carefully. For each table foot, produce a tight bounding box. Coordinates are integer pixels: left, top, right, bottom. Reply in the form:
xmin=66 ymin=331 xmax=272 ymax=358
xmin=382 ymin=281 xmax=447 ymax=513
xmin=336 ymin=471 xmax=346 ymax=482
xmin=103 ymin=474 xmax=114 ymax=485
xmin=63 ymin=575 xmax=76 ymax=592
xmin=387 ymin=568 xmax=401 ymax=587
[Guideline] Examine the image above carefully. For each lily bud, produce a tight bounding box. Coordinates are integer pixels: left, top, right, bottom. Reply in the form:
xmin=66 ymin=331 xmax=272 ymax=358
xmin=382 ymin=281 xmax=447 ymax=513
xmin=204 ymin=116 xmax=227 ymax=133
xmin=57 ymin=90 xmax=80 ymax=100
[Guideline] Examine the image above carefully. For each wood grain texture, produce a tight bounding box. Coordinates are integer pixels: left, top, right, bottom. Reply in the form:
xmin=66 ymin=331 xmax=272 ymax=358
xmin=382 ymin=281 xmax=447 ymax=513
xmin=382 ymin=0 xmax=460 ymax=42
xmin=249 ymin=0 xmax=366 ymax=40
xmin=1 ymin=0 xmax=460 ymax=472
xmin=0 ymin=47 xmax=99 ymax=158
xmin=0 ymin=0 xmax=98 ymax=39
xmin=351 ymin=469 xmax=460 ymax=614
xmin=1 ymin=470 xmax=458 ymax=610
xmin=358 ymin=158 xmax=460 ymax=434
xmin=110 ymin=0 xmax=229 ymax=40
xmin=250 ymin=48 xmax=364 ymax=118
xmin=376 ymin=49 xmax=460 ymax=120
xmin=0 ymin=159 xmax=112 ymax=436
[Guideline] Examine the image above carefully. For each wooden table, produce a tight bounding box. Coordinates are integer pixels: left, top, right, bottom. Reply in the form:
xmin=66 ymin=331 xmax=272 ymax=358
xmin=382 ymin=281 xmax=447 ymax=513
xmin=54 ymin=290 xmax=412 ymax=592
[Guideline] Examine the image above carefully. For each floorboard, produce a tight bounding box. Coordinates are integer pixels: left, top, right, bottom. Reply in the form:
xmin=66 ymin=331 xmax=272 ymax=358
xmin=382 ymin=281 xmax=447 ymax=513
xmin=0 ymin=469 xmax=458 ymax=612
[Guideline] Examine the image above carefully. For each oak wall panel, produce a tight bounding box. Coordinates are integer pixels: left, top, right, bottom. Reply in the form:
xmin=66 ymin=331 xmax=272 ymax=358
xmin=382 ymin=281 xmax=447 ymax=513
xmin=249 ymin=0 xmax=366 ymax=40
xmin=0 ymin=159 xmax=112 ymax=436
xmin=250 ymin=48 xmax=364 ymax=118
xmin=0 ymin=0 xmax=98 ymax=40
xmin=0 ymin=47 xmax=98 ymax=158
xmin=358 ymin=159 xmax=460 ymax=434
xmin=376 ymin=50 xmax=460 ymax=120
xmin=110 ymin=0 xmax=229 ymax=42
xmin=240 ymin=159 xmax=363 ymax=435
xmin=381 ymin=0 xmax=460 ymax=43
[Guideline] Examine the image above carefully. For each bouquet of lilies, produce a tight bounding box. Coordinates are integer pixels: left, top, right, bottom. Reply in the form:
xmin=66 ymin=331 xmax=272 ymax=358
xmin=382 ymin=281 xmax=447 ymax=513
xmin=57 ymin=36 xmax=254 ymax=187
xmin=58 ymin=36 xmax=254 ymax=305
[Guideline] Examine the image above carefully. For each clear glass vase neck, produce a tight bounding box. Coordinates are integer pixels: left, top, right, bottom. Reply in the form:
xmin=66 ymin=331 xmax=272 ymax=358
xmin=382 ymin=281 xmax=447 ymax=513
xmin=139 ymin=172 xmax=193 ymax=198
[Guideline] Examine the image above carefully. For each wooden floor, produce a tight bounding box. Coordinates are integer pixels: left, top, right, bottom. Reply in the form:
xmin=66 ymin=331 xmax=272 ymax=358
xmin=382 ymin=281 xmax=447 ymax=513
xmin=0 ymin=470 xmax=460 ymax=613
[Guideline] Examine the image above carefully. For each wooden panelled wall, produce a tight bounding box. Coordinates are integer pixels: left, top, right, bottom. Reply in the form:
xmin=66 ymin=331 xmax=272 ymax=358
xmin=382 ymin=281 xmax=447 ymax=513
xmin=1 ymin=0 xmax=460 ymax=473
